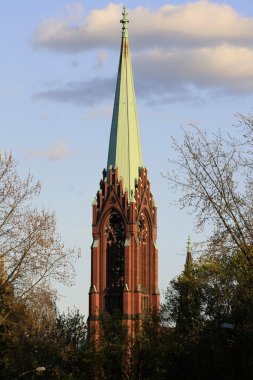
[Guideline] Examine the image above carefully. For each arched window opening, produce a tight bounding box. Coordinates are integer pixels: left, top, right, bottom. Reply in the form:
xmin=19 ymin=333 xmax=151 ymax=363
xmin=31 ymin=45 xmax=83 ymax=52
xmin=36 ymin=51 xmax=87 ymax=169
xmin=138 ymin=212 xmax=149 ymax=291
xmin=105 ymin=210 xmax=125 ymax=313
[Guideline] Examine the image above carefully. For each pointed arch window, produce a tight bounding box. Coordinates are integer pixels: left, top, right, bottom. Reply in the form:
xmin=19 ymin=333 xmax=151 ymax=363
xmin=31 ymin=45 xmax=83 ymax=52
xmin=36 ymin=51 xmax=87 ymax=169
xmin=138 ymin=212 xmax=149 ymax=291
xmin=104 ymin=210 xmax=125 ymax=313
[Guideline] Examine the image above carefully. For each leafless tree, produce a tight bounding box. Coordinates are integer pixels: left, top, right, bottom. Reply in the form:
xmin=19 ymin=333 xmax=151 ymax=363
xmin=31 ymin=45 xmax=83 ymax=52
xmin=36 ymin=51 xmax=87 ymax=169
xmin=0 ymin=152 xmax=80 ymax=301
xmin=166 ymin=114 xmax=253 ymax=265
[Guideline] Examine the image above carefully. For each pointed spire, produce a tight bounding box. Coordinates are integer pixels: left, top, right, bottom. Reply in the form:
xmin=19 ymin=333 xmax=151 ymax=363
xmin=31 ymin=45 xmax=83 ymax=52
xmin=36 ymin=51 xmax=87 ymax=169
xmin=187 ymin=236 xmax=192 ymax=253
xmin=185 ymin=236 xmax=193 ymax=270
xmin=107 ymin=6 xmax=142 ymax=195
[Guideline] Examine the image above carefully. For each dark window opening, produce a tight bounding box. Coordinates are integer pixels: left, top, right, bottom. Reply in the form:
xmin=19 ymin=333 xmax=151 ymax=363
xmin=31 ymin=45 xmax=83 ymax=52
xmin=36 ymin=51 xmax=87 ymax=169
xmin=105 ymin=211 xmax=125 ymax=314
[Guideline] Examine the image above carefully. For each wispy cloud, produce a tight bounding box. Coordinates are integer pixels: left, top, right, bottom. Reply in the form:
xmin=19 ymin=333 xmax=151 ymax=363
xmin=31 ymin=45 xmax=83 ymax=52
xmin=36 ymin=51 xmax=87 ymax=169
xmin=0 ymin=84 xmax=23 ymax=98
xmin=94 ymin=50 xmax=107 ymax=69
xmin=33 ymin=43 xmax=253 ymax=106
xmin=33 ymin=77 xmax=115 ymax=105
xmin=26 ymin=141 xmax=74 ymax=161
xmin=32 ymin=2 xmax=253 ymax=104
xmin=86 ymin=106 xmax=112 ymax=119
xmin=37 ymin=112 xmax=49 ymax=120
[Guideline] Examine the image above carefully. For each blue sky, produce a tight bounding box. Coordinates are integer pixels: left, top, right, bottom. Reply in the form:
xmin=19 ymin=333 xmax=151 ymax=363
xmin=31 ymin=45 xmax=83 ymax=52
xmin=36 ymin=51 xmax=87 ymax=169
xmin=1 ymin=1 xmax=253 ymax=315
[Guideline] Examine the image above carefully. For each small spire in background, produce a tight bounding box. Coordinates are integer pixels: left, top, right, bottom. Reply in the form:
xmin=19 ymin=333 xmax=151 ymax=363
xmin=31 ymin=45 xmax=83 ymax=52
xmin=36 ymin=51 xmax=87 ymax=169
xmin=187 ymin=236 xmax=192 ymax=253
xmin=185 ymin=236 xmax=193 ymax=270
xmin=120 ymin=5 xmax=129 ymax=37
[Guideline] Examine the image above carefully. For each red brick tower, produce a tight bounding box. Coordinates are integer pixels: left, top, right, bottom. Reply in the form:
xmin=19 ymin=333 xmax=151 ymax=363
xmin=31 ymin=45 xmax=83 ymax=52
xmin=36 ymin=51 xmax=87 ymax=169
xmin=88 ymin=6 xmax=159 ymax=338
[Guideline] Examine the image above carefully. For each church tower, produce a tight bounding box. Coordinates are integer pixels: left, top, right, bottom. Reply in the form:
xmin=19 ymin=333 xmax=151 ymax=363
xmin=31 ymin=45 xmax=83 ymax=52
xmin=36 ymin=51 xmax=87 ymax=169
xmin=88 ymin=6 xmax=159 ymax=337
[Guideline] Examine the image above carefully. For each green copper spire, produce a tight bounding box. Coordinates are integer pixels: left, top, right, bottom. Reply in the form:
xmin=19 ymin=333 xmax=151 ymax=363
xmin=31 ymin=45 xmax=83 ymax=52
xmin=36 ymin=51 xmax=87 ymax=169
xmin=107 ymin=6 xmax=142 ymax=195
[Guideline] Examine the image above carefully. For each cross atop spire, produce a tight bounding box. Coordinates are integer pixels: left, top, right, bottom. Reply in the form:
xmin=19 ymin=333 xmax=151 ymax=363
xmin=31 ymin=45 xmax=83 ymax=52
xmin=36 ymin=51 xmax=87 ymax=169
xmin=120 ymin=5 xmax=129 ymax=37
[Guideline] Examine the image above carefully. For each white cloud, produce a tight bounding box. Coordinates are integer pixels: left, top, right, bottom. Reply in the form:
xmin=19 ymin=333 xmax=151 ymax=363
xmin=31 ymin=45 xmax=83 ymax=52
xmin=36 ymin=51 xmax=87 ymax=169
xmin=32 ymin=2 xmax=253 ymax=103
xmin=133 ymin=44 xmax=253 ymax=93
xmin=26 ymin=141 xmax=74 ymax=161
xmin=32 ymin=3 xmax=120 ymax=53
xmin=33 ymin=2 xmax=253 ymax=52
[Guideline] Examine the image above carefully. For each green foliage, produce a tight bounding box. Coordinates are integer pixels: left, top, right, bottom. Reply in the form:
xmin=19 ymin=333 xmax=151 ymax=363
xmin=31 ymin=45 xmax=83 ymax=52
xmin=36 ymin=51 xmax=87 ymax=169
xmin=1 ymin=251 xmax=252 ymax=379
xmin=95 ymin=310 xmax=129 ymax=380
xmin=129 ymin=312 xmax=167 ymax=380
xmin=161 ymin=250 xmax=253 ymax=380
xmin=0 ymin=290 xmax=93 ymax=379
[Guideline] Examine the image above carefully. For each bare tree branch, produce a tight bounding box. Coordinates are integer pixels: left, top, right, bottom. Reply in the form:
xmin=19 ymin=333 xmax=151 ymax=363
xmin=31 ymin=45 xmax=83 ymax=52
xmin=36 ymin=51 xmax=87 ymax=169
xmin=166 ymin=116 xmax=253 ymax=265
xmin=0 ymin=152 xmax=81 ymax=302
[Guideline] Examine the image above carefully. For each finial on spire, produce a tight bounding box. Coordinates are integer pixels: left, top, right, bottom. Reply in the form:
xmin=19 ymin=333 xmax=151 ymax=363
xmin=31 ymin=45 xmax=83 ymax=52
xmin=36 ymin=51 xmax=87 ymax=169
xmin=120 ymin=5 xmax=129 ymax=37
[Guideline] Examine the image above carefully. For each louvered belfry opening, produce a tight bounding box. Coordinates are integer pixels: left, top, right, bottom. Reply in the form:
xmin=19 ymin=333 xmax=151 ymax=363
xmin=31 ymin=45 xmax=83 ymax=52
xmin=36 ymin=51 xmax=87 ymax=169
xmin=104 ymin=211 xmax=125 ymax=314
